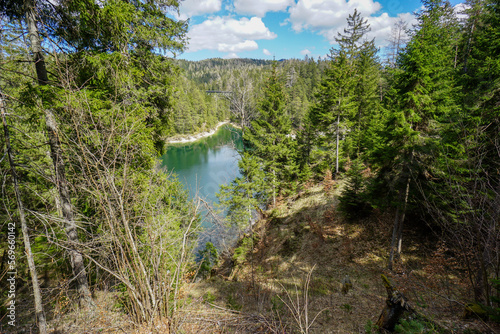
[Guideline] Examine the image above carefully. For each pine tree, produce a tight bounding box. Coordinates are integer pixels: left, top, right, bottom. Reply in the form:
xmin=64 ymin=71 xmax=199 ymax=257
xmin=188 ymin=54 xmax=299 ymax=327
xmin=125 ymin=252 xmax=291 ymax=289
xmin=349 ymin=40 xmax=381 ymax=159
xmin=307 ymin=9 xmax=379 ymax=176
xmin=313 ymin=50 xmax=355 ymax=175
xmin=371 ymin=0 xmax=460 ymax=269
xmin=428 ymin=0 xmax=500 ymax=305
xmin=243 ymin=62 xmax=297 ymax=194
xmin=218 ymin=153 xmax=267 ymax=229
xmin=336 ymin=9 xmax=371 ymax=62
xmin=339 ymin=159 xmax=370 ymax=218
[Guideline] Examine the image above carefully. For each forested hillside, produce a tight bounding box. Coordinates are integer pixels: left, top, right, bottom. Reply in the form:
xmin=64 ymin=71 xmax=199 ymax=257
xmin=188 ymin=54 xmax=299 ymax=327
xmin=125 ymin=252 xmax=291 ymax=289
xmin=0 ymin=0 xmax=499 ymax=333
xmin=217 ymin=1 xmax=500 ymax=331
xmin=173 ymin=57 xmax=325 ymax=133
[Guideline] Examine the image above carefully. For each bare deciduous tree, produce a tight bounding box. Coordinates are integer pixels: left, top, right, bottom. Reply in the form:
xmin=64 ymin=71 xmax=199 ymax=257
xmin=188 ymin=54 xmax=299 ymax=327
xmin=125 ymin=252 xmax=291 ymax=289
xmin=228 ymin=71 xmax=257 ymax=132
xmin=386 ymin=19 xmax=409 ymax=68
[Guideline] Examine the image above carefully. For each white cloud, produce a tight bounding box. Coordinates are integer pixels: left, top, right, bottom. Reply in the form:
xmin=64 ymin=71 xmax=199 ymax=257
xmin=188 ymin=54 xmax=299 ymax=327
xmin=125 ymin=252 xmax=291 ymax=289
xmin=454 ymin=3 xmax=470 ymax=21
xmin=219 ymin=40 xmax=259 ymax=53
xmin=300 ymin=48 xmax=311 ymax=55
xmin=187 ymin=17 xmax=277 ymax=53
xmin=289 ymin=0 xmax=382 ymax=32
xmin=263 ymin=48 xmax=272 ymax=56
xmin=234 ymin=0 xmax=294 ymax=17
xmin=288 ymin=0 xmax=416 ymax=48
xmin=179 ymin=0 xmax=221 ymax=19
xmin=224 ymin=52 xmax=240 ymax=59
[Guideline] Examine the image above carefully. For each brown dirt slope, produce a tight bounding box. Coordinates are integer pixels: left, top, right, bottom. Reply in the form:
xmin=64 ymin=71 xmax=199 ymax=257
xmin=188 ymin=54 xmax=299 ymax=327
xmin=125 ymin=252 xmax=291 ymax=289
xmin=185 ymin=181 xmax=499 ymax=333
xmin=34 ymin=180 xmax=499 ymax=333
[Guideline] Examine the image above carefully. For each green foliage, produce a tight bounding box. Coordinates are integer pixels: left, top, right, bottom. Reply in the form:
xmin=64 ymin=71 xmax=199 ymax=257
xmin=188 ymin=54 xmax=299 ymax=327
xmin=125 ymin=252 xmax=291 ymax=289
xmin=369 ymin=0 xmax=460 ymax=212
xmin=305 ymin=9 xmax=382 ymax=177
xmin=271 ymin=295 xmax=285 ymax=312
xmin=0 ymin=0 xmax=202 ymax=324
xmin=365 ymin=320 xmax=379 ymax=334
xmin=244 ymin=62 xmax=298 ymax=188
xmin=226 ymin=293 xmax=242 ymax=311
xmin=175 ymin=58 xmax=321 ymax=133
xmin=336 ymin=9 xmax=371 ymax=59
xmin=395 ymin=319 xmax=426 ymax=333
xmin=197 ymin=242 xmax=219 ymax=279
xmin=218 ymin=62 xmax=302 ymax=229
xmin=233 ymin=235 xmax=255 ymax=265
xmin=204 ymin=291 xmax=216 ymax=304
xmin=309 ymin=49 xmax=356 ymax=171
xmin=51 ymin=0 xmax=187 ymax=54
xmin=339 ymin=160 xmax=371 ymax=218
xmin=340 ymin=303 xmax=353 ymax=313
xmin=1 ymin=0 xmax=500 ymax=328
xmin=218 ymin=153 xmax=268 ymax=228
xmin=394 ymin=318 xmax=440 ymax=334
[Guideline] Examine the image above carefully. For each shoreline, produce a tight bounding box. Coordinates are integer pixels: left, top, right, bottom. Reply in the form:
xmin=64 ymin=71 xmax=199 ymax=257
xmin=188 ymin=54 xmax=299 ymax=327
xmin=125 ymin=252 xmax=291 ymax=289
xmin=166 ymin=121 xmax=236 ymax=144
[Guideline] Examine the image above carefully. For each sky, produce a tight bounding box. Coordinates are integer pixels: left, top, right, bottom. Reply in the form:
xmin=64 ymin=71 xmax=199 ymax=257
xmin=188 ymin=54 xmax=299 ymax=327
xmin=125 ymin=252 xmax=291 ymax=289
xmin=176 ymin=0 xmax=465 ymax=61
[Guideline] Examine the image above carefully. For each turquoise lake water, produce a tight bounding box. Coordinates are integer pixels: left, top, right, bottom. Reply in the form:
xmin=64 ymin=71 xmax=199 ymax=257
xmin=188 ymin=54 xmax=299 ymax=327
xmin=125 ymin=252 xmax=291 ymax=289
xmin=159 ymin=125 xmax=243 ymax=247
xmin=160 ymin=125 xmax=242 ymax=203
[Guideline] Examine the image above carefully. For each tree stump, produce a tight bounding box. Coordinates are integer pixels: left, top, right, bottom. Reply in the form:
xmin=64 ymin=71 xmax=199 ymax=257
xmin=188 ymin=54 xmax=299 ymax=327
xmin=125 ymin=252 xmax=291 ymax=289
xmin=376 ymin=274 xmax=412 ymax=332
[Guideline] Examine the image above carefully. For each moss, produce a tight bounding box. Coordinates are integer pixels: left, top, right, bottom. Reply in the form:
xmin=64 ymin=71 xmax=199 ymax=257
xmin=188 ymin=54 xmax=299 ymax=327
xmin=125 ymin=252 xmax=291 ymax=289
xmin=462 ymin=303 xmax=487 ymax=319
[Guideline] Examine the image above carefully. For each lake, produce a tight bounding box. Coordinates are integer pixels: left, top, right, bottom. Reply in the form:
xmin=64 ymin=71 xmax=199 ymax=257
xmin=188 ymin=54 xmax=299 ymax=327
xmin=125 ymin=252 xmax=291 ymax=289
xmin=159 ymin=124 xmax=243 ymax=248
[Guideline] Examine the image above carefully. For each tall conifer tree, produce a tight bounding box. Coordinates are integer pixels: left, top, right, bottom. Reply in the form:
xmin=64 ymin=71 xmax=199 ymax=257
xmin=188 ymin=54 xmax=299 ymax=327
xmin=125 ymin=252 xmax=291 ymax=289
xmin=243 ymin=62 xmax=297 ymax=193
xmin=371 ymin=0 xmax=460 ymax=268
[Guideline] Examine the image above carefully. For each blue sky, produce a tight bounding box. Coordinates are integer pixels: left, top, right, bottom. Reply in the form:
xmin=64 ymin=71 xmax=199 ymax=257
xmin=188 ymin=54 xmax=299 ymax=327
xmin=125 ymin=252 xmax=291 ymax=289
xmin=177 ymin=0 xmax=465 ymax=61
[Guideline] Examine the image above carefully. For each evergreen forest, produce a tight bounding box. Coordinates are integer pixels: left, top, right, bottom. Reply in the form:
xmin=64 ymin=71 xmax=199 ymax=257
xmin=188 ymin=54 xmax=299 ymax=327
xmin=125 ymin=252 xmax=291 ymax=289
xmin=0 ymin=0 xmax=499 ymax=333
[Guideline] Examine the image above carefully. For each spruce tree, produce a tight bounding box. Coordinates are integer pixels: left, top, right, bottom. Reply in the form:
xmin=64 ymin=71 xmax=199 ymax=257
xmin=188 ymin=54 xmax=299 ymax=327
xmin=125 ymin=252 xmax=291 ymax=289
xmin=349 ymin=40 xmax=381 ymax=159
xmin=430 ymin=0 xmax=500 ymax=305
xmin=243 ymin=62 xmax=297 ymax=193
xmin=308 ymin=9 xmax=379 ymax=176
xmin=370 ymin=0 xmax=460 ymax=269
xmin=336 ymin=9 xmax=371 ymax=62
xmin=310 ymin=49 xmax=355 ymax=175
xmin=218 ymin=153 xmax=267 ymax=229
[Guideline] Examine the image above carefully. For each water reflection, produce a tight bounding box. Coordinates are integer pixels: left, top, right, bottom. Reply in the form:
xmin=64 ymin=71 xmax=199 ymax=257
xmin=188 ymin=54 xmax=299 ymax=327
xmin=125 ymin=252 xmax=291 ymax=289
xmin=160 ymin=125 xmax=243 ymax=249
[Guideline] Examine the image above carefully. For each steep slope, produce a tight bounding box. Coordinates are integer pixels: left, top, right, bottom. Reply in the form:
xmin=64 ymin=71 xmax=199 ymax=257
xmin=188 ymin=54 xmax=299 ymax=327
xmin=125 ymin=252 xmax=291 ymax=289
xmin=185 ymin=180 xmax=499 ymax=333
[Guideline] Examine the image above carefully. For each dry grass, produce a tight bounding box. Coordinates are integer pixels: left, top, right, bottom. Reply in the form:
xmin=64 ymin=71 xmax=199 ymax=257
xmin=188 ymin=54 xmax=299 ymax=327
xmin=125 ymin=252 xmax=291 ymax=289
xmin=184 ymin=182 xmax=387 ymax=333
xmin=29 ymin=180 xmax=499 ymax=333
xmin=186 ymin=181 xmax=499 ymax=333
xmin=48 ymin=291 xmax=135 ymax=333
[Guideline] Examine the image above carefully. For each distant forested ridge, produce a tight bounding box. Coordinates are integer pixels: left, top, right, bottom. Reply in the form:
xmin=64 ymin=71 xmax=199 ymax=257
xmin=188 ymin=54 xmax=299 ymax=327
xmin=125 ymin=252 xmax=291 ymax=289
xmin=173 ymin=57 xmax=327 ymax=134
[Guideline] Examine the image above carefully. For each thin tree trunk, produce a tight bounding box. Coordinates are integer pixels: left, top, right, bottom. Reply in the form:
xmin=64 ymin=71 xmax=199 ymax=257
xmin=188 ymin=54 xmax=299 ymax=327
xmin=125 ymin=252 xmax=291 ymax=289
xmin=397 ymin=176 xmax=411 ymax=254
xmin=25 ymin=0 xmax=92 ymax=306
xmin=248 ymin=200 xmax=254 ymax=289
xmin=1 ymin=93 xmax=47 ymax=333
xmin=273 ymin=170 xmax=276 ymax=206
xmin=241 ymin=107 xmax=245 ymax=134
xmin=388 ymin=174 xmax=410 ymax=270
xmin=336 ymin=113 xmax=340 ymax=175
xmin=462 ymin=15 xmax=478 ymax=74
xmin=388 ymin=205 xmax=400 ymax=271
xmin=454 ymin=44 xmax=458 ymax=69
